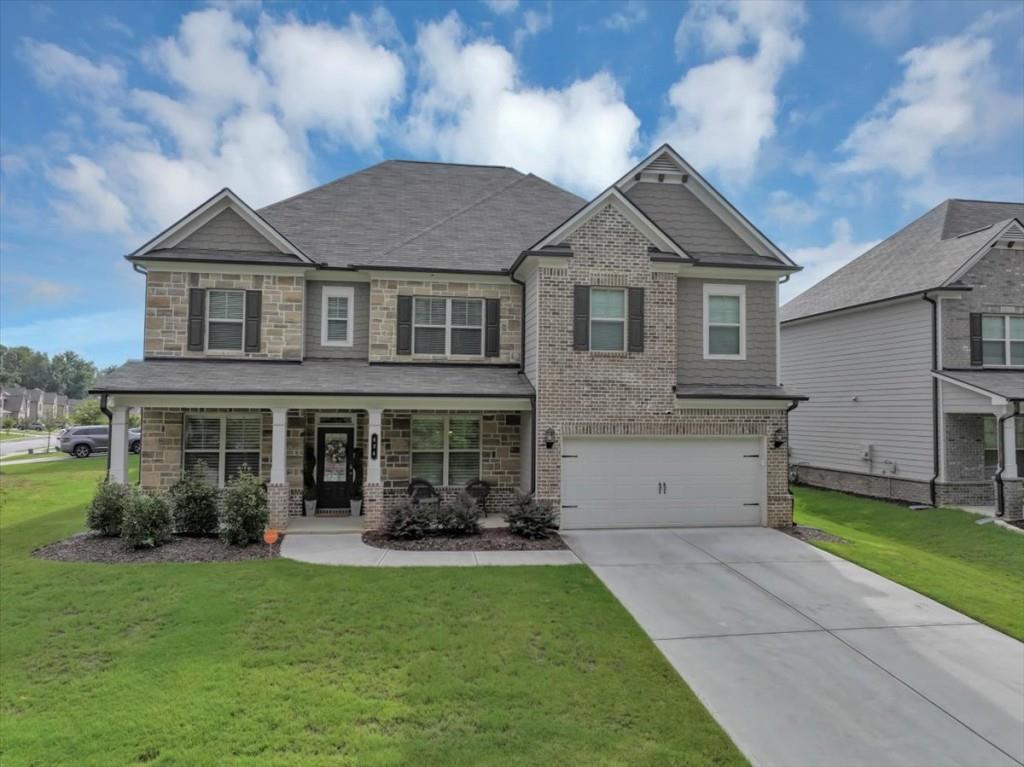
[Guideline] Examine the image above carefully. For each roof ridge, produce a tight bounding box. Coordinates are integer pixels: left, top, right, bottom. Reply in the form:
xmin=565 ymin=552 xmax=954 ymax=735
xmin=378 ymin=173 xmax=533 ymax=258
xmin=947 ymin=197 xmax=1024 ymax=205
xmin=389 ymin=158 xmax=517 ymax=170
xmin=259 ymin=162 xmax=388 ymax=212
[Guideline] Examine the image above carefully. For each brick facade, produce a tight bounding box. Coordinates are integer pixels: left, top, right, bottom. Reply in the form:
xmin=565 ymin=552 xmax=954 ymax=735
xmin=144 ymin=271 xmax=303 ymax=360
xmin=368 ymin=278 xmax=521 ymax=364
xmin=531 ymin=203 xmax=794 ymax=527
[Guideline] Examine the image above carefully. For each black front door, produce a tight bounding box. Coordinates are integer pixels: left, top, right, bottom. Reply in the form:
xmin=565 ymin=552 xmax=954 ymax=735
xmin=317 ymin=427 xmax=354 ymax=510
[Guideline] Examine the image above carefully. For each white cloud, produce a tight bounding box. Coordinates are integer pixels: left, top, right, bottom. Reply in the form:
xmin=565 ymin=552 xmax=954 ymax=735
xmin=605 ymin=1 xmax=648 ymax=31
xmin=660 ymin=0 xmax=806 ymax=183
xmin=765 ymin=189 xmax=818 ymax=226
xmin=1 ymin=274 xmax=79 ymax=303
xmin=19 ymin=39 xmax=122 ymax=94
xmin=485 ymin=0 xmax=519 ymax=15
xmin=404 ymin=13 xmax=640 ymax=195
xmin=781 ymin=218 xmax=880 ymax=303
xmin=513 ymin=7 xmax=553 ymax=49
xmin=47 ymin=155 xmax=131 ymax=232
xmin=838 ymin=34 xmax=1020 ymax=179
xmin=842 ymin=1 xmax=913 ymax=46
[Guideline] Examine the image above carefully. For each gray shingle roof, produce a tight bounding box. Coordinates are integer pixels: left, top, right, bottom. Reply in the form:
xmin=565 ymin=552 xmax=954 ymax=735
xmin=782 ymin=200 xmax=1024 ymax=322
xmin=92 ymin=359 xmax=534 ymax=398
xmin=257 ymin=161 xmax=583 ymax=272
xmin=939 ymin=370 xmax=1024 ymax=402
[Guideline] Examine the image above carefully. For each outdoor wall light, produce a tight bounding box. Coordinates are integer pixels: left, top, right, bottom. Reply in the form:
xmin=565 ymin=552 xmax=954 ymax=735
xmin=772 ymin=428 xmax=786 ymax=449
xmin=544 ymin=427 xmax=557 ymax=449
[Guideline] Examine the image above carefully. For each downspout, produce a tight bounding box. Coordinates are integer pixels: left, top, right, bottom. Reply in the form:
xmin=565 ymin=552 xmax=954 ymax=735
xmin=923 ymin=294 xmax=939 ymax=507
xmin=99 ymin=393 xmax=112 ymax=479
xmin=509 ymin=269 xmax=536 ymax=493
xmin=994 ymin=402 xmax=1021 ymax=518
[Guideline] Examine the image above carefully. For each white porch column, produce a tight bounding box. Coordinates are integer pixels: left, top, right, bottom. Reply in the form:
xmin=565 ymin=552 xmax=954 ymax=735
xmin=1002 ymin=411 xmax=1019 ymax=480
xmin=270 ymin=407 xmax=288 ymax=484
xmin=108 ymin=407 xmax=129 ymax=484
xmin=367 ymin=408 xmax=382 ymax=484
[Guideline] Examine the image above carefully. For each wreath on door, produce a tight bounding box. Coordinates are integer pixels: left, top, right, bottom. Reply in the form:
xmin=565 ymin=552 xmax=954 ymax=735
xmin=325 ymin=440 xmax=346 ymax=464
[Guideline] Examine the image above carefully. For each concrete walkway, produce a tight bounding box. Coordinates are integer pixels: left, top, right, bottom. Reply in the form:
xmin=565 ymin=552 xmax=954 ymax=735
xmin=281 ymin=532 xmax=580 ymax=566
xmin=563 ymin=527 xmax=1024 ymax=767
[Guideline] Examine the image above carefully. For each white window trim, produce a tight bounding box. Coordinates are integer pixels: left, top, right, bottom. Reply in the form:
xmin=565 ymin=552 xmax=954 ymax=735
xmin=320 ymin=285 xmax=354 ymax=347
xmin=206 ymin=289 xmax=245 ymax=352
xmin=703 ymin=283 xmax=746 ymax=360
xmin=981 ymin=313 xmax=1023 ymax=368
xmin=409 ymin=415 xmax=482 ymax=486
xmin=412 ymin=297 xmax=484 ymax=357
xmin=589 ymin=287 xmax=627 ymax=352
xmin=182 ymin=413 xmax=262 ymax=487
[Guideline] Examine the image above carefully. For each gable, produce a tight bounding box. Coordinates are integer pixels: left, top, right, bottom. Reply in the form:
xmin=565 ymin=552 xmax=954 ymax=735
xmin=176 ymin=208 xmax=279 ymax=252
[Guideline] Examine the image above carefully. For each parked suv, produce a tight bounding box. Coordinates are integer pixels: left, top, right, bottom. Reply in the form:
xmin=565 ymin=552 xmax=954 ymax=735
xmin=59 ymin=426 xmax=109 ymax=458
xmin=129 ymin=428 xmax=141 ymax=454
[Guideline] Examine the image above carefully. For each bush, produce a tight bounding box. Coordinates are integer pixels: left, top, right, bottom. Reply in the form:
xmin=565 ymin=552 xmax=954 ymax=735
xmin=505 ymin=492 xmax=558 ymax=539
xmin=220 ymin=468 xmax=268 ymax=546
xmin=86 ymin=480 xmax=132 ymax=537
xmin=385 ymin=497 xmax=434 ymax=540
xmin=121 ymin=490 xmax=173 ymax=549
xmin=435 ymin=491 xmax=482 ymax=536
xmin=168 ymin=473 xmax=220 ymax=536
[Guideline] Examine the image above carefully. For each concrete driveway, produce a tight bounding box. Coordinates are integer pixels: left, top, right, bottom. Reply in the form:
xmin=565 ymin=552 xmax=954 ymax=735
xmin=563 ymin=527 xmax=1024 ymax=767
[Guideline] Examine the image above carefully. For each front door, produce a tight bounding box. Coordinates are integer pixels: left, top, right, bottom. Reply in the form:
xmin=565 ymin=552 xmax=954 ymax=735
xmin=317 ymin=427 xmax=354 ymax=510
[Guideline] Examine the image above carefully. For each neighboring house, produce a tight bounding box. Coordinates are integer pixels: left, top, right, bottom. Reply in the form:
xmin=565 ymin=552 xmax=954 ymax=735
xmin=56 ymin=394 xmax=70 ymax=421
xmin=1 ymin=387 xmax=25 ymax=421
xmin=41 ymin=392 xmax=58 ymax=421
xmin=93 ymin=145 xmax=804 ymax=532
xmin=781 ymin=199 xmax=1023 ymax=518
xmin=24 ymin=389 xmax=44 ymax=422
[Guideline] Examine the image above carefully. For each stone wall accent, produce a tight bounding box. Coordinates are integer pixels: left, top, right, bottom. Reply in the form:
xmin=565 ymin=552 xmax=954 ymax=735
xmin=935 ymin=481 xmax=994 ymax=507
xmin=368 ymin=278 xmax=521 ymax=363
xmin=1002 ymin=479 xmax=1023 ymax=521
xmin=532 ymin=203 xmax=795 ymax=527
xmin=793 ymin=465 xmax=933 ymax=505
xmin=944 ymin=413 xmax=990 ymax=481
xmin=267 ymin=483 xmax=290 ymax=531
xmin=144 ymin=271 xmax=303 ymax=360
xmin=140 ymin=408 xmax=184 ymax=492
xmin=363 ymin=483 xmax=384 ymax=530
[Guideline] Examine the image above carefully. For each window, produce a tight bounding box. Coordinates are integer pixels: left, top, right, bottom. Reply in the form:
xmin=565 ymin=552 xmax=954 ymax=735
xmin=413 ymin=297 xmax=483 ymax=355
xmin=983 ymin=416 xmax=1024 ymax=471
xmin=410 ymin=416 xmax=481 ymax=485
xmin=703 ymin=284 xmax=745 ymax=359
xmin=321 ymin=285 xmax=354 ymax=346
xmin=207 ymin=290 xmax=245 ymax=351
xmin=590 ymin=288 xmax=626 ymax=351
xmin=982 ymin=314 xmax=1024 ymax=367
xmin=183 ymin=414 xmax=261 ymax=486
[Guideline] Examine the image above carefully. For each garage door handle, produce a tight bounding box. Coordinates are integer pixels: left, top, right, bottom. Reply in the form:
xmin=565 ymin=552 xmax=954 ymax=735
xmin=561 ymin=505 xmax=578 ymax=509
xmin=562 ymin=454 xmax=578 ymax=458
xmin=743 ymin=454 xmax=759 ymax=458
xmin=743 ymin=502 xmax=760 ymax=506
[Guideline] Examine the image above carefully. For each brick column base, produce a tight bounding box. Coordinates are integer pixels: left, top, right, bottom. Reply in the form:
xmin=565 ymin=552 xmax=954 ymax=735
xmin=363 ymin=484 xmax=384 ymax=531
xmin=1000 ymin=479 xmax=1023 ymax=521
xmin=767 ymin=494 xmax=794 ymax=528
xmin=267 ymin=483 xmax=290 ymax=532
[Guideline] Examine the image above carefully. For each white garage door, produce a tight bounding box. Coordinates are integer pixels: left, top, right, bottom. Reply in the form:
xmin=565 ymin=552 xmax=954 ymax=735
xmin=560 ymin=437 xmax=765 ymax=529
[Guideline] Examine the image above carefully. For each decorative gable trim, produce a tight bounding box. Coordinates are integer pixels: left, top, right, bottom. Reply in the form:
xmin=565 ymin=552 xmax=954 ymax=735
xmin=942 ymin=217 xmax=1024 ymax=286
xmin=617 ymin=144 xmax=797 ymax=267
xmin=129 ymin=189 xmax=314 ymax=263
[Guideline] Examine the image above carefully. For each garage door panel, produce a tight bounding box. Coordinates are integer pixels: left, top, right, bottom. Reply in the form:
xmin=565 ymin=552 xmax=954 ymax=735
xmin=561 ymin=437 xmax=764 ymax=529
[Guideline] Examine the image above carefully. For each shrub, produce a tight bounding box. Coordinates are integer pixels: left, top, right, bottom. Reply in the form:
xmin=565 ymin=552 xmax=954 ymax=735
xmin=435 ymin=491 xmax=482 ymax=536
xmin=121 ymin=490 xmax=173 ymax=549
xmin=385 ymin=497 xmax=434 ymax=540
xmin=86 ymin=480 xmax=132 ymax=537
xmin=168 ymin=473 xmax=220 ymax=536
xmin=505 ymin=492 xmax=558 ymax=539
xmin=220 ymin=468 xmax=268 ymax=546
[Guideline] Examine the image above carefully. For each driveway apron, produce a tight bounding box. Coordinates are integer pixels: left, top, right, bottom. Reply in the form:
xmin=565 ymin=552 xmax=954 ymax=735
xmin=563 ymin=527 xmax=1024 ymax=767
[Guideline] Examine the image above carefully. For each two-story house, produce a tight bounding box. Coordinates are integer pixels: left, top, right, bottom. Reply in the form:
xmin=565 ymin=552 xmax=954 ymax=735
xmin=781 ymin=200 xmax=1024 ymax=518
xmin=93 ymin=145 xmax=804 ymax=532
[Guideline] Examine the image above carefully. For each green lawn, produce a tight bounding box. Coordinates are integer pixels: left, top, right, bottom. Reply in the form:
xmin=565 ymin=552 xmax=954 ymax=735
xmin=0 ymin=430 xmax=46 ymax=442
xmin=794 ymin=486 xmax=1024 ymax=640
xmin=0 ymin=458 xmax=744 ymax=767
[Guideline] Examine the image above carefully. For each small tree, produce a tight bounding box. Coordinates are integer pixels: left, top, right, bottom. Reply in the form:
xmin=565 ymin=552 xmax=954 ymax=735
xmin=220 ymin=468 xmax=268 ymax=546
xmin=42 ymin=413 xmax=64 ymax=453
xmin=69 ymin=399 xmax=105 ymax=425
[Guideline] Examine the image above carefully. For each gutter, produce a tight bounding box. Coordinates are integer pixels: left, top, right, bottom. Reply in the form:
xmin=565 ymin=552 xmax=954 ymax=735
xmin=99 ymin=393 xmax=112 ymax=479
xmin=995 ymin=401 xmax=1021 ymax=518
xmin=508 ymin=269 xmax=537 ymax=493
xmin=782 ymin=286 xmax=973 ymax=326
xmin=923 ymin=294 xmax=940 ymax=507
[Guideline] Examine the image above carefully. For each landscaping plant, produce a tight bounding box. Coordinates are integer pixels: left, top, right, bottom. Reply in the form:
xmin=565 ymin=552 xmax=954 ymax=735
xmin=505 ymin=492 xmax=558 ymax=539
xmin=384 ymin=497 xmax=434 ymax=540
xmin=120 ymin=489 xmax=173 ymax=549
xmin=86 ymin=480 xmax=132 ymax=537
xmin=434 ymin=491 xmax=482 ymax=536
xmin=168 ymin=472 xmax=220 ymax=536
xmin=220 ymin=467 xmax=267 ymax=546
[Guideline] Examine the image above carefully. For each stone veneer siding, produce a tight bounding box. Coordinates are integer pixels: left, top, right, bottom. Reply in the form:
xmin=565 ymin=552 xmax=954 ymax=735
xmin=531 ymin=203 xmax=795 ymax=527
xmin=144 ymin=271 xmax=303 ymax=360
xmin=944 ymin=414 xmax=991 ymax=482
xmin=368 ymin=278 xmax=521 ymax=364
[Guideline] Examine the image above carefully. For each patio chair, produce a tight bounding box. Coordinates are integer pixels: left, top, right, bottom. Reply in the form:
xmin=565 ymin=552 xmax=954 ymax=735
xmin=407 ymin=478 xmax=440 ymax=505
xmin=465 ymin=479 xmax=492 ymax=516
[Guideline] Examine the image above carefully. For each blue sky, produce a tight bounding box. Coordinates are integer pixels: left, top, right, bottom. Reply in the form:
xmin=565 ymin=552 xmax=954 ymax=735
xmin=1 ymin=0 xmax=1022 ymax=367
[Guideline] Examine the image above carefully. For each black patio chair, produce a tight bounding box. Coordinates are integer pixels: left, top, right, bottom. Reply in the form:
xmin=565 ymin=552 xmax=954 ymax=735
xmin=465 ymin=479 xmax=492 ymax=516
xmin=407 ymin=478 xmax=440 ymax=505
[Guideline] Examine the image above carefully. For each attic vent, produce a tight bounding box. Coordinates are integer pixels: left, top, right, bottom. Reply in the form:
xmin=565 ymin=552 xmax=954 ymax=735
xmin=1002 ymin=222 xmax=1024 ymax=241
xmin=646 ymin=152 xmax=682 ymax=174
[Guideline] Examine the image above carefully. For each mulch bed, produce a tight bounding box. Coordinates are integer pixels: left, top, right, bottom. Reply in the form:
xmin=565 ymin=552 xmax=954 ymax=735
xmin=33 ymin=532 xmax=281 ymax=564
xmin=363 ymin=527 xmax=567 ymax=551
xmin=785 ymin=525 xmax=848 ymax=544
xmin=1006 ymin=519 xmax=1024 ymax=531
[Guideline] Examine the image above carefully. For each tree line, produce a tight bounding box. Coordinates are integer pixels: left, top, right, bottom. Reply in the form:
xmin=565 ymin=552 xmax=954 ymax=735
xmin=0 ymin=345 xmax=113 ymax=400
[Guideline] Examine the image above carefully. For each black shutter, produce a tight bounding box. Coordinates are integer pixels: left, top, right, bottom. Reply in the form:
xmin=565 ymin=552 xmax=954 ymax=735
xmin=969 ymin=313 xmax=983 ymax=366
xmin=573 ymin=285 xmax=590 ymax=351
xmin=187 ymin=288 xmax=205 ymax=351
xmin=397 ymin=295 xmax=412 ymax=355
xmin=485 ymin=298 xmax=500 ymax=357
xmin=628 ymin=287 xmax=644 ymax=352
xmin=244 ymin=290 xmax=262 ymax=352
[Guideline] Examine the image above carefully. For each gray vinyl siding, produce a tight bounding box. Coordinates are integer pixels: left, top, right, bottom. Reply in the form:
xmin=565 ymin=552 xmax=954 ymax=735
xmin=178 ymin=209 xmax=278 ymax=252
xmin=940 ymin=380 xmax=997 ymax=412
xmin=524 ymin=268 xmax=540 ymax=385
xmin=677 ymin=278 xmax=776 ymax=386
xmin=304 ymin=281 xmax=369 ymax=359
xmin=781 ymin=298 xmax=935 ymax=480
